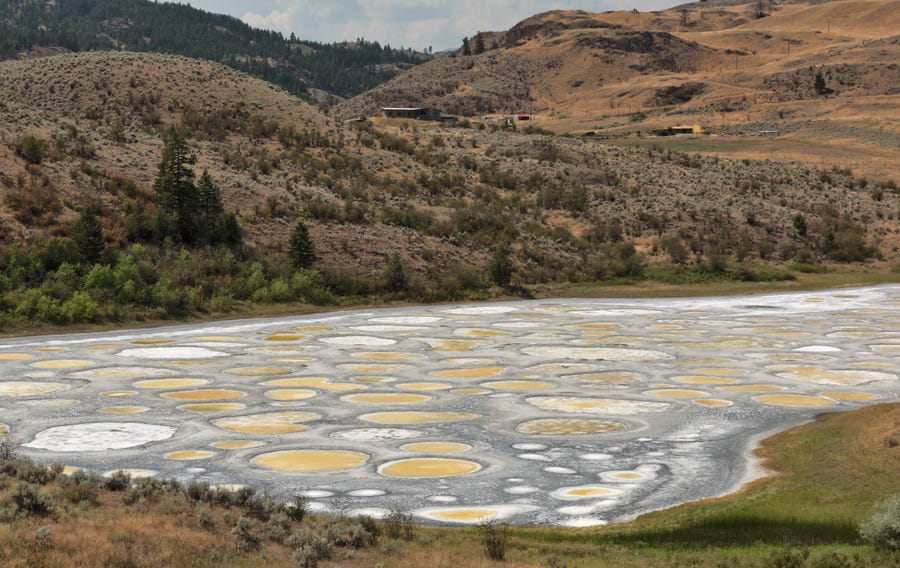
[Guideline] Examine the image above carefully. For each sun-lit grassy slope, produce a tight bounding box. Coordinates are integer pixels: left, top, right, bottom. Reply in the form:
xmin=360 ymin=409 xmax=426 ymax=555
xmin=0 ymin=51 xmax=489 ymax=280
xmin=737 ymin=0 xmax=900 ymax=38
xmin=0 ymin=51 xmax=335 ymax=244
xmin=341 ymin=0 xmax=900 ymax=182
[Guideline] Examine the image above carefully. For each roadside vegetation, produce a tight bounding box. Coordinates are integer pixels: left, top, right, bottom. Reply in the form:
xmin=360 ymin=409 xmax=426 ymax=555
xmin=1 ymin=405 xmax=897 ymax=567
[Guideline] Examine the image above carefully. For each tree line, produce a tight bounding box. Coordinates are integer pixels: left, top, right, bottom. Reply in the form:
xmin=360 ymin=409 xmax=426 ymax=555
xmin=0 ymin=0 xmax=429 ymax=99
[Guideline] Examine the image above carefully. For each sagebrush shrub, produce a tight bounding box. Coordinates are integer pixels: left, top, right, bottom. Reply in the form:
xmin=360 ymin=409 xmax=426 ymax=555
xmin=11 ymin=482 xmax=55 ymax=516
xmin=859 ymin=495 xmax=900 ymax=550
xmin=479 ymin=520 xmax=509 ymax=561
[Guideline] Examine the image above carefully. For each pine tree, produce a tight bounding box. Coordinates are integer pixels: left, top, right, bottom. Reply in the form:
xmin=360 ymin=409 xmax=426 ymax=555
xmin=462 ymin=37 xmax=471 ymax=56
xmin=814 ymin=71 xmax=829 ymax=95
xmin=197 ymin=170 xmax=223 ymax=220
xmin=71 ymin=209 xmax=104 ymax=265
xmin=152 ymin=128 xmax=199 ymax=243
xmin=488 ymin=243 xmax=513 ymax=288
xmin=474 ymin=34 xmax=485 ymax=55
xmin=196 ymin=169 xmax=224 ymax=242
xmin=289 ymin=220 xmax=315 ymax=269
xmin=383 ymin=253 xmax=408 ymax=293
xmin=792 ymin=213 xmax=808 ymax=237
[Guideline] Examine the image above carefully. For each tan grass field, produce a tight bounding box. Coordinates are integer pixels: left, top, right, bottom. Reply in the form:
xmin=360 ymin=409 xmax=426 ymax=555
xmin=345 ymin=0 xmax=900 ymax=182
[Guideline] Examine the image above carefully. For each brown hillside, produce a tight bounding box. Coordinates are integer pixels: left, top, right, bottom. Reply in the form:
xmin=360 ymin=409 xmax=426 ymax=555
xmin=1 ymin=50 xmax=897 ymax=289
xmin=338 ymin=0 xmax=900 ymax=182
xmin=0 ymin=52 xmax=473 ymax=276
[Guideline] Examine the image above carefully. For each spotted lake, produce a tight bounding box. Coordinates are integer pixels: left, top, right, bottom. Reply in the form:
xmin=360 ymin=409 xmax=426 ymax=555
xmin=2 ymin=285 xmax=898 ymax=526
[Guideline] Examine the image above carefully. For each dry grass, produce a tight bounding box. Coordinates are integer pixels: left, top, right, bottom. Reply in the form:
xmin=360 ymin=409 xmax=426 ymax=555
xmin=341 ymin=1 xmax=900 ymax=182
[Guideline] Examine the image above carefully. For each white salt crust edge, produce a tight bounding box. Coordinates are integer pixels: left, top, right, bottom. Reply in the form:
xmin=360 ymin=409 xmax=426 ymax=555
xmin=25 ymin=422 xmax=177 ymax=452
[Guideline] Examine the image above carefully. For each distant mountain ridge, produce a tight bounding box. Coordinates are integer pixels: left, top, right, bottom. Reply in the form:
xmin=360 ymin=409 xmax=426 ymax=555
xmin=0 ymin=0 xmax=431 ymax=101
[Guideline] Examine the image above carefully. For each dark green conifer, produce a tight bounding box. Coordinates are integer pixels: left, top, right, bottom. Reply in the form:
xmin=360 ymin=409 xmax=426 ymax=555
xmin=71 ymin=209 xmax=104 ymax=265
xmin=289 ymin=220 xmax=315 ymax=269
xmin=474 ymin=34 xmax=485 ymax=55
xmin=489 ymin=243 xmax=513 ymax=288
xmin=383 ymin=253 xmax=408 ymax=293
xmin=197 ymin=170 xmax=223 ymax=221
xmin=152 ymin=128 xmax=199 ymax=242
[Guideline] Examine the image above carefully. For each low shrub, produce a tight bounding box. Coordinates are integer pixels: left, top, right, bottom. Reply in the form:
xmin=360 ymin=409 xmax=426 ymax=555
xmin=61 ymin=479 xmax=100 ymax=506
xmin=10 ymin=482 xmax=55 ymax=516
xmin=13 ymin=134 xmax=48 ymax=164
xmin=232 ymin=516 xmax=261 ymax=551
xmin=103 ymin=470 xmax=131 ymax=491
xmin=479 ymin=520 xmax=510 ymax=561
xmin=287 ymin=493 xmax=308 ymax=522
xmin=383 ymin=509 xmax=414 ymax=540
xmin=859 ymin=494 xmax=900 ymax=550
xmin=763 ymin=547 xmax=809 ymax=568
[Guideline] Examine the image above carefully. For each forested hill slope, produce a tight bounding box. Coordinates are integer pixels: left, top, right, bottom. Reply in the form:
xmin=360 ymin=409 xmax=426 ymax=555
xmin=0 ymin=0 xmax=430 ymax=101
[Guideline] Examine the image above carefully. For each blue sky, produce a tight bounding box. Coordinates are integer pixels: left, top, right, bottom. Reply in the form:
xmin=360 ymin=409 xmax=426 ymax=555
xmin=184 ymin=1 xmax=680 ymax=51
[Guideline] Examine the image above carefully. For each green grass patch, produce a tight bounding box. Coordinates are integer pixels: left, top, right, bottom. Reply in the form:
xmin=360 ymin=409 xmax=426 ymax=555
xmin=479 ymin=404 xmax=900 ymax=567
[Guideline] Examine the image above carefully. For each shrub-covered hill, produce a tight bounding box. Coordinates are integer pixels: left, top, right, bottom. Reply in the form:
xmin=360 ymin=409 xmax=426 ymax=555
xmin=338 ymin=1 xmax=900 ymax=183
xmin=0 ymin=0 xmax=429 ymax=101
xmin=0 ymin=51 xmax=897 ymax=326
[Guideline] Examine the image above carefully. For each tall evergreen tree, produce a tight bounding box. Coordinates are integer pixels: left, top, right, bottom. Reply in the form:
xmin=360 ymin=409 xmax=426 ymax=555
xmin=197 ymin=170 xmax=223 ymax=218
xmin=152 ymin=128 xmax=199 ymax=242
xmin=462 ymin=36 xmax=471 ymax=56
xmin=71 ymin=209 xmax=104 ymax=265
xmin=383 ymin=253 xmax=408 ymax=293
xmin=289 ymin=220 xmax=315 ymax=269
xmin=489 ymin=243 xmax=514 ymax=288
xmin=474 ymin=34 xmax=485 ymax=55
xmin=792 ymin=213 xmax=808 ymax=237
xmin=814 ymin=71 xmax=828 ymax=95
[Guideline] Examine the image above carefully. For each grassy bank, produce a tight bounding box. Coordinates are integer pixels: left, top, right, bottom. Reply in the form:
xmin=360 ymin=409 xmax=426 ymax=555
xmin=2 ymin=405 xmax=897 ymax=567
xmin=534 ymin=266 xmax=900 ymax=299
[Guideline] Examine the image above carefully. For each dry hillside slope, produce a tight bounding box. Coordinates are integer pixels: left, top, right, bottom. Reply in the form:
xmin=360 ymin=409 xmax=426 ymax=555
xmin=339 ymin=0 xmax=900 ymax=181
xmin=0 ymin=50 xmax=897 ymax=293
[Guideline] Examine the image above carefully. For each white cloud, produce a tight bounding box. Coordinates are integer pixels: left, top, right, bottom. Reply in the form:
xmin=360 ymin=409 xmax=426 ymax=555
xmin=242 ymin=7 xmax=297 ymax=33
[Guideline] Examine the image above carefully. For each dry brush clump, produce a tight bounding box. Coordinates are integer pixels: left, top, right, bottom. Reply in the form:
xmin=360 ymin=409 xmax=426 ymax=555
xmin=0 ymin=443 xmax=403 ymax=566
xmin=859 ymin=495 xmax=900 ymax=551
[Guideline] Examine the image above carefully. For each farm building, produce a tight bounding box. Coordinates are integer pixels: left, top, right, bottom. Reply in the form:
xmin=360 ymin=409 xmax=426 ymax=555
xmin=653 ymin=124 xmax=705 ymax=136
xmin=670 ymin=124 xmax=704 ymax=134
xmin=382 ymin=107 xmax=442 ymax=120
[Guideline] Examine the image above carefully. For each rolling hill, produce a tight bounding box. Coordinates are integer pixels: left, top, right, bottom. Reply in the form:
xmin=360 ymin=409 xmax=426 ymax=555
xmin=0 ymin=1 xmax=898 ymax=326
xmin=1 ymin=50 xmax=896 ymax=275
xmin=338 ymin=0 xmax=900 ymax=182
xmin=0 ymin=0 xmax=430 ymax=102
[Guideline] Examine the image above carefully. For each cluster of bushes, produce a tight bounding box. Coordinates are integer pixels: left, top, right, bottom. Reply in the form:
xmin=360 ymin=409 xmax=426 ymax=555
xmin=0 ymin=242 xmax=335 ymax=326
xmin=0 ymin=440 xmax=418 ymax=566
